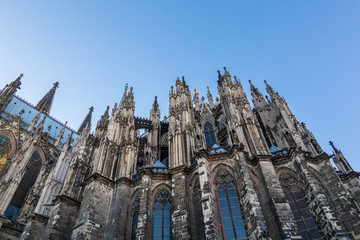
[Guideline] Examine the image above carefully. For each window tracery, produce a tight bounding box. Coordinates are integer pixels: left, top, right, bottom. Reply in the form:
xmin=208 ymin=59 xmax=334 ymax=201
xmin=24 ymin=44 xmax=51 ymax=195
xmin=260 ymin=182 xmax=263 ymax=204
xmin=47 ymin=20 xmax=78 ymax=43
xmin=0 ymin=135 xmax=12 ymax=172
xmin=204 ymin=122 xmax=216 ymax=149
xmin=153 ymin=189 xmax=171 ymax=240
xmin=215 ymin=169 xmax=247 ymax=240
xmin=279 ymin=172 xmax=322 ymax=240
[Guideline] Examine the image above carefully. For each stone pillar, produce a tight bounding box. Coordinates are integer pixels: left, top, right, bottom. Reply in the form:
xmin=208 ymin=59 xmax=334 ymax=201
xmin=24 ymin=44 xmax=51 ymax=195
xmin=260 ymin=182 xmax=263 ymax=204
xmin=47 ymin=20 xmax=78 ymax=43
xmin=258 ymin=158 xmax=301 ymax=239
xmin=170 ymin=169 xmax=191 ymax=240
xmin=136 ymin=175 xmax=151 ymax=240
xmin=294 ymin=154 xmax=355 ymax=239
xmin=103 ymin=182 xmax=132 ymax=240
xmin=71 ymin=174 xmax=113 ymax=240
xmin=43 ymin=195 xmax=80 ymax=239
xmin=196 ymin=151 xmax=223 ymax=240
xmin=20 ymin=213 xmax=49 ymax=240
xmin=234 ymin=151 xmax=269 ymax=239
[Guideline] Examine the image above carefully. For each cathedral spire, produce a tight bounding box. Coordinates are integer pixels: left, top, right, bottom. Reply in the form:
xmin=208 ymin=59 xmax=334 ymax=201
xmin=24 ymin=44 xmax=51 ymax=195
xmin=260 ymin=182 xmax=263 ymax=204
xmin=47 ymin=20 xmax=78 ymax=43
xmin=207 ymin=87 xmax=214 ymax=109
xmin=193 ymin=88 xmax=200 ymax=111
xmin=95 ymin=106 xmax=110 ymax=137
xmin=249 ymin=80 xmax=263 ymax=98
xmin=249 ymin=79 xmax=256 ymax=91
xmin=329 ymin=141 xmax=353 ymax=173
xmin=0 ymin=73 xmax=23 ymax=112
xmin=36 ymin=116 xmax=47 ymax=133
xmin=234 ymin=76 xmax=243 ymax=90
xmin=28 ymin=111 xmax=42 ymax=132
xmin=150 ymin=96 xmax=160 ymax=120
xmin=329 ymin=141 xmax=340 ymax=154
xmin=118 ymin=83 xmax=128 ymax=110
xmin=36 ymin=82 xmax=59 ymax=115
xmin=77 ymin=107 xmax=94 ymax=134
xmin=264 ymin=80 xmax=279 ymax=100
xmin=152 ymin=96 xmax=159 ymax=112
xmin=55 ymin=121 xmax=67 ymax=147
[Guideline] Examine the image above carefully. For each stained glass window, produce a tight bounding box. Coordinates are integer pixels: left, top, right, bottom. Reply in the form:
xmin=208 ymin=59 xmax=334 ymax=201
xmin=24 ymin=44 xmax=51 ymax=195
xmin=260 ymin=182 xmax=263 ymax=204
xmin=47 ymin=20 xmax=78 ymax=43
xmin=204 ymin=122 xmax=216 ymax=149
xmin=153 ymin=189 xmax=171 ymax=240
xmin=283 ymin=186 xmax=322 ymax=240
xmin=215 ymin=169 xmax=247 ymax=240
xmin=0 ymin=135 xmax=12 ymax=172
xmin=131 ymin=195 xmax=140 ymax=240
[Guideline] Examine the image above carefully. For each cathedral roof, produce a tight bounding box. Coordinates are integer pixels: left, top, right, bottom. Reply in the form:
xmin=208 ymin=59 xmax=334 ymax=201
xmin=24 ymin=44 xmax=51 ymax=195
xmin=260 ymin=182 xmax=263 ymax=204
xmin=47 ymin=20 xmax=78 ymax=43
xmin=1 ymin=96 xmax=78 ymax=145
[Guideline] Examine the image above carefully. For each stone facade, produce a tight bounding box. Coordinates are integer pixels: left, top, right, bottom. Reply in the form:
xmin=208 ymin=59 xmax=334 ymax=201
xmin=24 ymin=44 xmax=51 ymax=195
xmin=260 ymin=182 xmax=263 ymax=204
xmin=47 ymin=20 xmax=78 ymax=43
xmin=0 ymin=69 xmax=359 ymax=240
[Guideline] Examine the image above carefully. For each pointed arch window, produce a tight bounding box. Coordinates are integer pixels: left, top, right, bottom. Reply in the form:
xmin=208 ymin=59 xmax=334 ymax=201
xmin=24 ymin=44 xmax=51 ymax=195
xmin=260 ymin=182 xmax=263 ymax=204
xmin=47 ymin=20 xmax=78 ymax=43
xmin=192 ymin=178 xmax=206 ymax=240
xmin=217 ymin=122 xmax=228 ymax=147
xmin=215 ymin=169 xmax=247 ymax=240
xmin=0 ymin=135 xmax=12 ymax=172
xmin=279 ymin=174 xmax=322 ymax=240
xmin=204 ymin=122 xmax=216 ymax=149
xmin=131 ymin=195 xmax=140 ymax=240
xmin=153 ymin=189 xmax=171 ymax=240
xmin=5 ymin=150 xmax=42 ymax=222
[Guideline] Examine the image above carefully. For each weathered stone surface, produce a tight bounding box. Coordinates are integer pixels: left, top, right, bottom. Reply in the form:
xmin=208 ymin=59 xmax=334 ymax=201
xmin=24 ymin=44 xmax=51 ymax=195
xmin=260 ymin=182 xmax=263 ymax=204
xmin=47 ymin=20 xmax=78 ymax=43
xmin=0 ymin=71 xmax=359 ymax=239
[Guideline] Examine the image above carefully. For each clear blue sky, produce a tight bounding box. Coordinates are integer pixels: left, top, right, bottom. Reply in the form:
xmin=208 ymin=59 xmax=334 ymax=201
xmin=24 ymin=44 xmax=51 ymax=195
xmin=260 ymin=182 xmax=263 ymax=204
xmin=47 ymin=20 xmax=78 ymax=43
xmin=0 ymin=1 xmax=359 ymax=170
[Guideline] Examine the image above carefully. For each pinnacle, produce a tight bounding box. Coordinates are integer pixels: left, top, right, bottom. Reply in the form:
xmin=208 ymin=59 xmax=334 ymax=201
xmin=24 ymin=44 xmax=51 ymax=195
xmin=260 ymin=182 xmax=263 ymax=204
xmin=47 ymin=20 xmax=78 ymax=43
xmin=36 ymin=82 xmax=59 ymax=115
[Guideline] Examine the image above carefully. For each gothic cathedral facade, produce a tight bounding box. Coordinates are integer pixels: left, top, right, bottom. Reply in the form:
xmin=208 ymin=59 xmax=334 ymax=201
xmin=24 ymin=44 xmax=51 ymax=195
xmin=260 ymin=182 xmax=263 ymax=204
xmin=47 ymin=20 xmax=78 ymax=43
xmin=0 ymin=69 xmax=359 ymax=240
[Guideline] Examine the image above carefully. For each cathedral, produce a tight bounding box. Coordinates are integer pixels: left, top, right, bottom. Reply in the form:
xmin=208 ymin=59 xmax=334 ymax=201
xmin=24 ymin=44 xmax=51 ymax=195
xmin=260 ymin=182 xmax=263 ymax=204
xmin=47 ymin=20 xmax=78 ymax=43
xmin=0 ymin=68 xmax=359 ymax=240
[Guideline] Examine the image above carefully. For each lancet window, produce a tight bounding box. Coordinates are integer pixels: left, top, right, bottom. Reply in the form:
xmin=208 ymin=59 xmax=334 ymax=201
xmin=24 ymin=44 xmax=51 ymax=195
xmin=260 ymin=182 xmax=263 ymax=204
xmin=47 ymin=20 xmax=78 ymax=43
xmin=160 ymin=133 xmax=169 ymax=167
xmin=192 ymin=178 xmax=206 ymax=240
xmin=5 ymin=150 xmax=42 ymax=222
xmin=217 ymin=122 xmax=228 ymax=146
xmin=280 ymin=173 xmax=322 ymax=240
xmin=204 ymin=121 xmax=216 ymax=149
xmin=153 ymin=189 xmax=171 ymax=240
xmin=215 ymin=169 xmax=247 ymax=240
xmin=131 ymin=195 xmax=140 ymax=240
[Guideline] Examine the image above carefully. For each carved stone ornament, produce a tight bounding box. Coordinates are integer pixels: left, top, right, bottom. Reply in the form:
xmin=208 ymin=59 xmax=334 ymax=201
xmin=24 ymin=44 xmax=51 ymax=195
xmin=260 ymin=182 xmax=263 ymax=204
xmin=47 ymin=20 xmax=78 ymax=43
xmin=215 ymin=169 xmax=234 ymax=184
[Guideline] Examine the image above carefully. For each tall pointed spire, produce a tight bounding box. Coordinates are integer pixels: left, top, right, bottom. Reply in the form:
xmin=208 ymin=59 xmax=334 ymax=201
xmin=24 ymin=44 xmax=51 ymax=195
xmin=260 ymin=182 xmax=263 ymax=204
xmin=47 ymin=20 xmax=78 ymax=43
xmin=207 ymin=86 xmax=214 ymax=109
xmin=264 ymin=80 xmax=279 ymax=100
xmin=0 ymin=73 xmax=23 ymax=96
xmin=0 ymin=74 xmax=23 ymax=112
xmin=329 ymin=141 xmax=340 ymax=154
xmin=36 ymin=82 xmax=59 ymax=114
xmin=118 ymin=83 xmax=128 ymax=110
xmin=28 ymin=111 xmax=42 ymax=132
xmin=95 ymin=105 xmax=110 ymax=137
xmin=55 ymin=121 xmax=67 ymax=147
xmin=329 ymin=141 xmax=353 ymax=173
xmin=194 ymin=88 xmax=200 ymax=111
xmin=78 ymin=106 xmax=94 ymax=134
xmin=152 ymin=96 xmax=159 ymax=112
xmin=36 ymin=116 xmax=47 ymax=134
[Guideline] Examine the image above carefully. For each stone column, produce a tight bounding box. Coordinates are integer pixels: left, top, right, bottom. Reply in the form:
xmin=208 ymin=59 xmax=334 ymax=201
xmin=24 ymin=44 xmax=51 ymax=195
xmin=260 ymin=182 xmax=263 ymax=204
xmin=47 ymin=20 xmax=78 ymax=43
xmin=234 ymin=151 xmax=269 ymax=239
xmin=170 ymin=169 xmax=191 ymax=240
xmin=136 ymin=175 xmax=151 ymax=240
xmin=196 ymin=151 xmax=223 ymax=240
xmin=294 ymin=154 xmax=354 ymax=239
xmin=71 ymin=175 xmax=113 ymax=240
xmin=103 ymin=182 xmax=132 ymax=240
xmin=258 ymin=158 xmax=301 ymax=239
xmin=20 ymin=213 xmax=49 ymax=240
xmin=43 ymin=195 xmax=80 ymax=239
